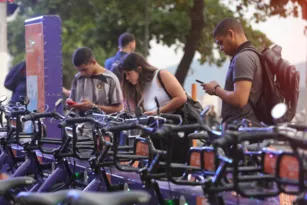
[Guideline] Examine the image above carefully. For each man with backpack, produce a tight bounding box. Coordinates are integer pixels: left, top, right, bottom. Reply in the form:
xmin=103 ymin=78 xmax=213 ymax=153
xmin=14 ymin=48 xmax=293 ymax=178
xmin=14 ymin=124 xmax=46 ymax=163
xmin=202 ymin=18 xmax=263 ymax=126
xmin=202 ymin=18 xmax=299 ymax=126
xmin=104 ymin=32 xmax=136 ymax=82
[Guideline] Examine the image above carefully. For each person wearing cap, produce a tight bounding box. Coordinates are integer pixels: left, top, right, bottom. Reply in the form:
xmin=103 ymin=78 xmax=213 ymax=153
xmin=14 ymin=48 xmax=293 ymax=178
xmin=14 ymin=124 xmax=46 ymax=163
xmin=104 ymin=32 xmax=136 ymax=82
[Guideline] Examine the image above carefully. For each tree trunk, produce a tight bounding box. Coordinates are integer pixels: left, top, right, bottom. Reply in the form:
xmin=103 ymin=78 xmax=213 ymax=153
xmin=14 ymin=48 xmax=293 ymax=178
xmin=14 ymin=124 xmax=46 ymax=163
xmin=144 ymin=0 xmax=150 ymax=57
xmin=175 ymin=0 xmax=204 ymax=85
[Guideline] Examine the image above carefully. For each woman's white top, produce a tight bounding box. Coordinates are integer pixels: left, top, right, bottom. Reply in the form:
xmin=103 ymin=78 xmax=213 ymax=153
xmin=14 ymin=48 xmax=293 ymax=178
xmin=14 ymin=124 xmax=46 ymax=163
xmin=143 ymin=70 xmax=171 ymax=112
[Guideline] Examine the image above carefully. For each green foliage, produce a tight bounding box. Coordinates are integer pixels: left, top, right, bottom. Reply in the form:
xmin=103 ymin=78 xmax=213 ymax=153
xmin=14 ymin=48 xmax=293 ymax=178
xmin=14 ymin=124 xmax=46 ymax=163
xmin=7 ymin=15 xmax=27 ymax=65
xmin=229 ymin=0 xmax=307 ymax=21
xmin=7 ymin=0 xmax=273 ymax=88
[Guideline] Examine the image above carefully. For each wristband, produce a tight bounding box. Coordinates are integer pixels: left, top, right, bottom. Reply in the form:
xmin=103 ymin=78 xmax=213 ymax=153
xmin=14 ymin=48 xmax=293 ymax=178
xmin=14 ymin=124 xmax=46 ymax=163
xmin=213 ymin=85 xmax=220 ymax=95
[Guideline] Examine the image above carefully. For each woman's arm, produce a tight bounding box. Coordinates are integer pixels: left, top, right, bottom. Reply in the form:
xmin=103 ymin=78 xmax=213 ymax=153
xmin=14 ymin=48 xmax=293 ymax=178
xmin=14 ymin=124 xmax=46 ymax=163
xmin=62 ymin=87 xmax=71 ymax=97
xmin=157 ymin=70 xmax=187 ymax=113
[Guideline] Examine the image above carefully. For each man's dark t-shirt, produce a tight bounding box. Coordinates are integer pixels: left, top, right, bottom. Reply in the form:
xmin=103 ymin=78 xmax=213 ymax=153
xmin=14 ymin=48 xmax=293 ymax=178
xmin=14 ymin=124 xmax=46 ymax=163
xmin=221 ymin=41 xmax=263 ymax=124
xmin=104 ymin=51 xmax=127 ymax=82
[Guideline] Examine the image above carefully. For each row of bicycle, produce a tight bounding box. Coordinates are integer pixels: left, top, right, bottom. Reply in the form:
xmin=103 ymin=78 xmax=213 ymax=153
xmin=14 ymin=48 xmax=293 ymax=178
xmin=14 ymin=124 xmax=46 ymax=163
xmin=0 ymin=95 xmax=306 ymax=204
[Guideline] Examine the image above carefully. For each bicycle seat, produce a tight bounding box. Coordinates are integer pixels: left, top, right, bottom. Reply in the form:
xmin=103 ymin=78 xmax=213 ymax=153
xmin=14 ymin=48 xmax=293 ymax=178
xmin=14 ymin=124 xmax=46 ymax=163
xmin=66 ymin=190 xmax=151 ymax=205
xmin=188 ymin=132 xmax=208 ymax=140
xmin=16 ymin=189 xmax=69 ymax=205
xmin=0 ymin=177 xmax=35 ymax=195
xmin=207 ymin=130 xmax=222 ymax=143
xmin=244 ymin=140 xmax=271 ymax=151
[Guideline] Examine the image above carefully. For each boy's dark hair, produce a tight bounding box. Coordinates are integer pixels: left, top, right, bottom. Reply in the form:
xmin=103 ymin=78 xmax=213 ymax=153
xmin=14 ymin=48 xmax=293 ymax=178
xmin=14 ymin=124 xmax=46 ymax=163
xmin=213 ymin=18 xmax=244 ymax=37
xmin=72 ymin=47 xmax=94 ymax=67
xmin=118 ymin=32 xmax=135 ymax=48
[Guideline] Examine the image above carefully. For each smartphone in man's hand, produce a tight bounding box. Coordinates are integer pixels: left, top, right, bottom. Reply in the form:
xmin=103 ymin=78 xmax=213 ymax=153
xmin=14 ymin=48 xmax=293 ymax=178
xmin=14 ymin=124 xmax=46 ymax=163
xmin=195 ymin=79 xmax=204 ymax=84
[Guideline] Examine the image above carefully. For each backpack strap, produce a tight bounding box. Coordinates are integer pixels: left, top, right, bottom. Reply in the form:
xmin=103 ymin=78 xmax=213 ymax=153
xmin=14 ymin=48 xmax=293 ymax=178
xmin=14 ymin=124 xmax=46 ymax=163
xmin=235 ymin=47 xmax=263 ymax=118
xmin=157 ymin=70 xmax=172 ymax=99
xmin=237 ymin=47 xmax=261 ymax=57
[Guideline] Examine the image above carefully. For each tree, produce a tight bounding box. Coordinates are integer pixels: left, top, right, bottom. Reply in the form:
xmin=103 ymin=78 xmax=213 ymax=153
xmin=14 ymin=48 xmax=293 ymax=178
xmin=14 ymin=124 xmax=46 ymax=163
xmin=174 ymin=0 xmax=204 ymax=85
xmin=8 ymin=0 xmax=272 ymax=87
xmin=233 ymin=0 xmax=307 ymax=21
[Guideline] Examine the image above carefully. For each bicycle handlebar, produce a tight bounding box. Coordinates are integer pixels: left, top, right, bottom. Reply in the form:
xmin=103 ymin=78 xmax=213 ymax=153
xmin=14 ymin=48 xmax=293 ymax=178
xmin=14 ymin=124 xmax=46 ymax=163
xmin=58 ymin=117 xmax=101 ymax=128
xmin=213 ymin=126 xmax=307 ymax=149
xmin=152 ymin=123 xmax=209 ymax=139
xmin=21 ymin=112 xmax=65 ymax=122
xmin=160 ymin=113 xmax=183 ymax=124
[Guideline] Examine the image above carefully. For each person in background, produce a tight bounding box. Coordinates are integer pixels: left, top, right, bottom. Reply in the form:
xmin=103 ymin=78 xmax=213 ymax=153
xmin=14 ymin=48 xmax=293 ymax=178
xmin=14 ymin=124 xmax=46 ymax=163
xmin=104 ymin=33 xmax=136 ymax=146
xmin=105 ymin=32 xmax=136 ymax=82
xmin=4 ymin=60 xmax=26 ymax=104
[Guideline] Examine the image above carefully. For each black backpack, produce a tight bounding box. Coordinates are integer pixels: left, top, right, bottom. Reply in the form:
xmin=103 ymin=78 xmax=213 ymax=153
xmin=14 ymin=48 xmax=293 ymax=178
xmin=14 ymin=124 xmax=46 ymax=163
xmin=110 ymin=54 xmax=127 ymax=82
xmin=110 ymin=60 xmax=123 ymax=82
xmin=240 ymin=45 xmax=300 ymax=125
xmin=157 ymin=70 xmax=203 ymax=124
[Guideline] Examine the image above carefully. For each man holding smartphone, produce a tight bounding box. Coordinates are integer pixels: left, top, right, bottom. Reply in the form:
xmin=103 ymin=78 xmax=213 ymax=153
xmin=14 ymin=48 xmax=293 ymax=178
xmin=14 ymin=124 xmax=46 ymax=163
xmin=67 ymin=47 xmax=123 ymax=114
xmin=67 ymin=47 xmax=124 ymax=140
xmin=201 ymin=18 xmax=262 ymax=126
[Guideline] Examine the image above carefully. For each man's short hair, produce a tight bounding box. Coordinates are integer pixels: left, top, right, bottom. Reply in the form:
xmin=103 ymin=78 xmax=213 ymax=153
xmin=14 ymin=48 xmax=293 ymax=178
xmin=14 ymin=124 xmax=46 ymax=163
xmin=118 ymin=32 xmax=135 ymax=48
xmin=72 ymin=47 xmax=94 ymax=67
xmin=213 ymin=18 xmax=244 ymax=37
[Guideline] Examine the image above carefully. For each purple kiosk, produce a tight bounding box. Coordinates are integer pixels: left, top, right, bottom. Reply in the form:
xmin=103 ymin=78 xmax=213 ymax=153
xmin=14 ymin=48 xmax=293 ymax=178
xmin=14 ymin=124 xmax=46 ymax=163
xmin=25 ymin=15 xmax=63 ymax=139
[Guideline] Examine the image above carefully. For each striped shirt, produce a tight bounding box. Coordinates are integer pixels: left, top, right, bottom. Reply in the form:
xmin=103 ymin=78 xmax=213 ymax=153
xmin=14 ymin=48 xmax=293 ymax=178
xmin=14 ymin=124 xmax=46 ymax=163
xmin=69 ymin=69 xmax=123 ymax=107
